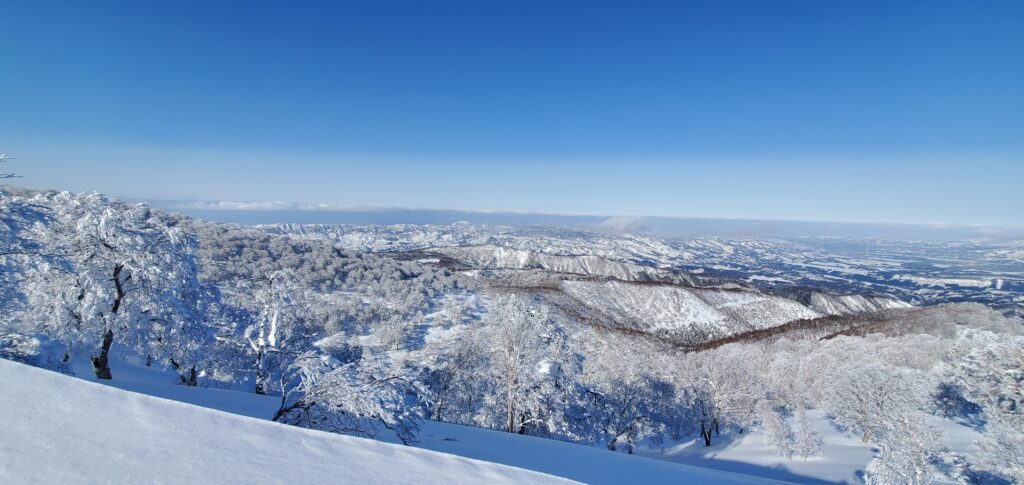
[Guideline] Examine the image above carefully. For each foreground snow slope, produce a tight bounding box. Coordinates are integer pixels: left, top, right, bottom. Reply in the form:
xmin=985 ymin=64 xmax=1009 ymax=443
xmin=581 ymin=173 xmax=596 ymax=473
xmin=415 ymin=420 xmax=784 ymax=484
xmin=1 ymin=357 xmax=784 ymax=484
xmin=0 ymin=359 xmax=572 ymax=485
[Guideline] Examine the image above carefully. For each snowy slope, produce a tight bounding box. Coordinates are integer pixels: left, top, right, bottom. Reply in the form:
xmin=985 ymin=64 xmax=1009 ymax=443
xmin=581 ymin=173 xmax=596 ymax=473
xmin=415 ymin=420 xmax=784 ymax=485
xmin=0 ymin=359 xmax=784 ymax=484
xmin=0 ymin=359 xmax=572 ymax=485
xmin=805 ymin=293 xmax=912 ymax=315
xmin=559 ymin=280 xmax=821 ymax=345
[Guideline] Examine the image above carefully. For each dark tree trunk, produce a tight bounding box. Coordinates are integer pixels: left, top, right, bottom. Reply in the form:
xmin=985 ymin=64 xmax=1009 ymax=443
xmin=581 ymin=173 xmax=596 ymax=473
xmin=111 ymin=264 xmax=127 ymax=314
xmin=700 ymin=420 xmax=712 ymax=446
xmin=92 ymin=264 xmax=127 ymax=380
xmin=170 ymin=359 xmax=198 ymax=386
xmin=91 ymin=329 xmax=114 ymax=380
xmin=254 ymin=349 xmax=267 ymax=395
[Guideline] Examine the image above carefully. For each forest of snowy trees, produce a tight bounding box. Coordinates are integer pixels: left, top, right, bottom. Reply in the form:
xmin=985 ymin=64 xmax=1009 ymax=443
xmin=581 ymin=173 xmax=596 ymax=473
xmin=2 ymin=187 xmax=1023 ymax=484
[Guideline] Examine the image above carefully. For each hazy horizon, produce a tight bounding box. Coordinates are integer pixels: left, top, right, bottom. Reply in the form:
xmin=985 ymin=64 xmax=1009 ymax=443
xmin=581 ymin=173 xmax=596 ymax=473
xmin=2 ymin=1 xmax=1022 ymax=226
xmin=112 ymin=195 xmax=1022 ymax=241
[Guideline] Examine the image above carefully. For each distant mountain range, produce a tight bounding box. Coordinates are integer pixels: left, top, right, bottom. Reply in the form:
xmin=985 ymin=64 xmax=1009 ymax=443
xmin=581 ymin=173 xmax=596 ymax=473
xmin=143 ymin=199 xmax=1024 ymax=241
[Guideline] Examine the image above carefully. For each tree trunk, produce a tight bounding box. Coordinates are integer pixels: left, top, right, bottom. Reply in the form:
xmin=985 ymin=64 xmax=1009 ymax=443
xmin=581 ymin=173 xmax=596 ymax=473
xmin=861 ymin=430 xmax=871 ymax=443
xmin=91 ymin=329 xmax=114 ymax=380
xmin=700 ymin=420 xmax=712 ymax=446
xmin=111 ymin=264 xmax=126 ymax=314
xmin=714 ymin=418 xmax=721 ymax=436
xmin=170 ymin=359 xmax=198 ymax=387
xmin=506 ymin=398 xmax=515 ymax=433
xmin=254 ymin=349 xmax=267 ymax=395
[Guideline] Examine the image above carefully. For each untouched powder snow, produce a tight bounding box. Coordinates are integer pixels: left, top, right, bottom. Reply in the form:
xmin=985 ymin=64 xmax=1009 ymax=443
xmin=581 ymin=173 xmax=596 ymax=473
xmin=0 ymin=359 xmax=572 ymax=485
xmin=414 ymin=420 xmax=783 ymax=484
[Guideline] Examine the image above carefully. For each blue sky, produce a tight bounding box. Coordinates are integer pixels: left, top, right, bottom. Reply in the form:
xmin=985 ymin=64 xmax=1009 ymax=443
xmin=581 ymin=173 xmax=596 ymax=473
xmin=1 ymin=1 xmax=1021 ymax=225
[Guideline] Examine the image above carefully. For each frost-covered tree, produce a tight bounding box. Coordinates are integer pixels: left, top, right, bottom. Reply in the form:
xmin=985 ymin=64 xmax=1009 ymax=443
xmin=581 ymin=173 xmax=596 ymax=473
xmin=473 ymin=296 xmax=577 ymax=435
xmin=758 ymin=401 xmax=794 ymax=458
xmin=945 ymin=330 xmax=1024 ymax=482
xmin=245 ymin=271 xmax=319 ymax=394
xmin=10 ymin=192 xmax=213 ymax=380
xmin=575 ymin=358 xmax=674 ymax=452
xmin=425 ymin=333 xmax=487 ymax=422
xmin=864 ymin=414 xmax=943 ymax=485
xmin=675 ymin=344 xmax=767 ymax=446
xmin=274 ymin=346 xmax=420 ymax=444
xmin=822 ymin=359 xmax=931 ymax=443
xmin=794 ymin=406 xmax=823 ymax=460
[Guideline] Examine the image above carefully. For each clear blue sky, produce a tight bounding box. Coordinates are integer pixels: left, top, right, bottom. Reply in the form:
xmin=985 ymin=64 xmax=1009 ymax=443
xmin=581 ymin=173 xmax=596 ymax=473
xmin=1 ymin=1 xmax=1021 ymax=225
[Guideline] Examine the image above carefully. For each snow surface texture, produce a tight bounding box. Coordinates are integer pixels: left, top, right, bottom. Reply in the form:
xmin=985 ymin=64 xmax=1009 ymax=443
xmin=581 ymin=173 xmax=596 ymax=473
xmin=0 ymin=359 xmax=572 ymax=485
xmin=0 ymin=359 xmax=781 ymax=484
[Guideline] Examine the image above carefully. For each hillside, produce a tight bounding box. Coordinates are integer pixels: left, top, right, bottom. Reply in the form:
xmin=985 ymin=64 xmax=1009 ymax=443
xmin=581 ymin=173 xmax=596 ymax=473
xmin=3 ymin=187 xmax=1023 ymax=484
xmin=0 ymin=358 xmax=781 ymax=484
xmin=0 ymin=358 xmax=569 ymax=484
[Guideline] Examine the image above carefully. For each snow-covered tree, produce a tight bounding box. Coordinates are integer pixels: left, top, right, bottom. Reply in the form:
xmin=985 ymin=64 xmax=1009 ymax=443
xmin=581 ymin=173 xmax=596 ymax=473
xmin=794 ymin=406 xmax=823 ymax=460
xmin=864 ymin=414 xmax=943 ymax=485
xmin=274 ymin=346 xmax=420 ymax=444
xmin=822 ymin=359 xmax=931 ymax=444
xmin=758 ymin=401 xmax=794 ymax=458
xmin=473 ymin=295 xmax=577 ymax=436
xmin=945 ymin=330 xmax=1024 ymax=482
xmin=245 ymin=271 xmax=320 ymax=394
xmin=675 ymin=344 xmax=767 ymax=446
xmin=11 ymin=192 xmax=213 ymax=380
xmin=575 ymin=358 xmax=674 ymax=452
xmin=425 ymin=332 xmax=487 ymax=423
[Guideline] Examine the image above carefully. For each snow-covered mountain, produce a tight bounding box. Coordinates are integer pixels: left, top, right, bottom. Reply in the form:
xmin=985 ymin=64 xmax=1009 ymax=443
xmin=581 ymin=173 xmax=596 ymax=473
xmin=261 ymin=223 xmax=1024 ymax=315
xmin=259 ymin=223 xmax=928 ymax=346
xmin=4 ymin=188 xmax=1023 ymax=484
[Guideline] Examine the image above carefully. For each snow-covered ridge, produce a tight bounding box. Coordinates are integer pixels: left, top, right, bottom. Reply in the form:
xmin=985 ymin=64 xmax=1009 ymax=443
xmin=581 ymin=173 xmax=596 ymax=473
xmin=260 ymin=223 xmax=1024 ymax=314
xmin=0 ymin=359 xmax=573 ymax=485
xmin=805 ymin=293 xmax=912 ymax=315
xmin=557 ymin=280 xmax=822 ymax=345
xmin=432 ymin=244 xmax=706 ymax=285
